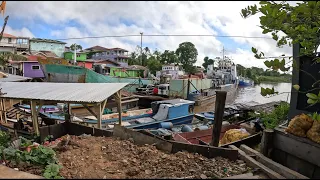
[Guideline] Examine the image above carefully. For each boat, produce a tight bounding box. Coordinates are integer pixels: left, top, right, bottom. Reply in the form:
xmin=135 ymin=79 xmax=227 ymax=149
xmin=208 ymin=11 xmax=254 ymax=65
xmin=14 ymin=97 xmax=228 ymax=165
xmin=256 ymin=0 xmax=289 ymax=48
xmin=81 ymin=99 xmax=195 ymax=130
xmin=238 ymin=77 xmax=254 ymax=87
xmin=171 ymin=120 xmax=262 ymax=148
xmin=15 ymin=104 xmax=60 ymax=113
xmin=194 ymin=107 xmax=243 ymax=122
xmin=82 ymin=108 xmax=153 ymax=125
xmin=193 ymin=58 xmax=238 ymax=106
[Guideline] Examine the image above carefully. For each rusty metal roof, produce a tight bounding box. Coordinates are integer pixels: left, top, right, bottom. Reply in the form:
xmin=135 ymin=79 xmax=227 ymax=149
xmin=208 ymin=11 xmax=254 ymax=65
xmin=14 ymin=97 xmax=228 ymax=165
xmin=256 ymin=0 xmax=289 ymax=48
xmin=0 ymin=82 xmax=128 ymax=103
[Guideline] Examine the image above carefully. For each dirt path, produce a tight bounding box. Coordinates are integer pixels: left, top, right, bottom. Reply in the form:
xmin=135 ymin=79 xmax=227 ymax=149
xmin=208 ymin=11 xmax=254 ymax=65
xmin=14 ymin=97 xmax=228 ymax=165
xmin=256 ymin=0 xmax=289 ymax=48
xmin=56 ymin=135 xmax=251 ymax=179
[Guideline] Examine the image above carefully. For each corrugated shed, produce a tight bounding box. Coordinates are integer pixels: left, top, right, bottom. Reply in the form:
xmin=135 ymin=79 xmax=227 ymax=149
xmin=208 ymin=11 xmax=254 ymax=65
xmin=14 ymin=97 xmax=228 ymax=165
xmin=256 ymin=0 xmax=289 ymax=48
xmin=0 ymin=74 xmax=31 ymax=82
xmin=0 ymin=82 xmax=128 ymax=103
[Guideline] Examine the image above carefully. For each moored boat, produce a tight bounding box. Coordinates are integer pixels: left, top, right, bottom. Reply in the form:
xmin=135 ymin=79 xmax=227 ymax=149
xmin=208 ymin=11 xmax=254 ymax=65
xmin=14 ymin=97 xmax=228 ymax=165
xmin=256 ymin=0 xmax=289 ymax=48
xmin=81 ymin=99 xmax=195 ymax=130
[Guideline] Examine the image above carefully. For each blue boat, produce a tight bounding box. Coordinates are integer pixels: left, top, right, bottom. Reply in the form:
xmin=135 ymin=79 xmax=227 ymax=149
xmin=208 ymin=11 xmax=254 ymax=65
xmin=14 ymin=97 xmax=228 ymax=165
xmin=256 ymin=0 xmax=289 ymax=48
xmin=238 ymin=77 xmax=254 ymax=87
xmin=194 ymin=107 xmax=242 ymax=122
xmin=82 ymin=99 xmax=195 ymax=130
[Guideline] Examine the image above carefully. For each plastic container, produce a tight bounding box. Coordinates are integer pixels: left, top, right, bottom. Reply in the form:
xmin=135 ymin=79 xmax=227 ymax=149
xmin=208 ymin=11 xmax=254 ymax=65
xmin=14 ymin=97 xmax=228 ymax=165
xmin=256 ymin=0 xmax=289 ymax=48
xmin=160 ymin=122 xmax=173 ymax=130
xmin=181 ymin=125 xmax=193 ymax=132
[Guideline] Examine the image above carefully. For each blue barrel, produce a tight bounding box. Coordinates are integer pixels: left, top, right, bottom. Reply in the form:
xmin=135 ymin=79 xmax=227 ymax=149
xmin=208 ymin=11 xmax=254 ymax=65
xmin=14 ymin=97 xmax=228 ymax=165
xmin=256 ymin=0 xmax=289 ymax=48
xmin=160 ymin=122 xmax=173 ymax=130
xmin=181 ymin=125 xmax=193 ymax=132
xmin=194 ymin=125 xmax=209 ymax=131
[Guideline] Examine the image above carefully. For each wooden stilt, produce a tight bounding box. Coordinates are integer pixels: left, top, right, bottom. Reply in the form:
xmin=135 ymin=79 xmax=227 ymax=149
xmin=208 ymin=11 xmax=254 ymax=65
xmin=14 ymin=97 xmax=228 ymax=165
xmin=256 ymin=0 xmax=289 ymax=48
xmin=211 ymin=91 xmax=227 ymax=147
xmin=0 ymin=99 xmax=3 ymax=123
xmin=114 ymin=91 xmax=122 ymax=126
xmin=97 ymin=103 xmax=102 ymax=129
xmin=30 ymin=100 xmax=40 ymax=135
xmin=3 ymin=99 xmax=7 ymax=123
xmin=260 ymin=129 xmax=274 ymax=157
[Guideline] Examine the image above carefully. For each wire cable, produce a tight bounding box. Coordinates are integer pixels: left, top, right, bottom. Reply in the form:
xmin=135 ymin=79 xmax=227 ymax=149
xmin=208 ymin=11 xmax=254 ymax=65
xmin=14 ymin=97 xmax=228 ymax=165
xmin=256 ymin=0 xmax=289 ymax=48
xmin=54 ymin=34 xmax=273 ymax=41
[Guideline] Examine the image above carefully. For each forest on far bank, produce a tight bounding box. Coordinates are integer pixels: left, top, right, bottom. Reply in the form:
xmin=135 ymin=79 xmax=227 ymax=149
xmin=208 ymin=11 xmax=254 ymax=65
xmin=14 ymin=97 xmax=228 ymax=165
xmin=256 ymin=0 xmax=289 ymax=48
xmin=236 ymin=64 xmax=292 ymax=84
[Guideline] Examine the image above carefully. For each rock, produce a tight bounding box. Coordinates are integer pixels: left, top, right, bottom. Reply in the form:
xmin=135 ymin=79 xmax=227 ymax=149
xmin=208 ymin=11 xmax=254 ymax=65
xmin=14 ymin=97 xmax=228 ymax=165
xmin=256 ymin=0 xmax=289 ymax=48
xmin=145 ymin=170 xmax=152 ymax=175
xmin=200 ymin=174 xmax=207 ymax=179
xmin=101 ymin=146 xmax=106 ymax=150
xmin=128 ymin=138 xmax=134 ymax=143
xmin=236 ymin=160 xmax=244 ymax=164
xmin=126 ymin=168 xmax=140 ymax=176
xmin=86 ymin=156 xmax=89 ymax=159
xmin=103 ymin=175 xmax=107 ymax=179
xmin=13 ymin=168 xmax=19 ymax=171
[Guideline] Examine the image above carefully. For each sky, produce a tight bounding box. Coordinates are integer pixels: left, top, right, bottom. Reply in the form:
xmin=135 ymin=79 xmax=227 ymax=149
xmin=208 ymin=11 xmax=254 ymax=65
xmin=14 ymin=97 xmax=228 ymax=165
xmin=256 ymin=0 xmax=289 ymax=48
xmin=2 ymin=1 xmax=294 ymax=68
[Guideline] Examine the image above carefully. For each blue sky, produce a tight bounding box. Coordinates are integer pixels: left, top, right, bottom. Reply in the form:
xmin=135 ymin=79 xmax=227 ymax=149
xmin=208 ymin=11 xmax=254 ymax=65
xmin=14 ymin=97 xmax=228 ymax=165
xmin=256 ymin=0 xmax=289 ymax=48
xmin=1 ymin=1 xmax=291 ymax=68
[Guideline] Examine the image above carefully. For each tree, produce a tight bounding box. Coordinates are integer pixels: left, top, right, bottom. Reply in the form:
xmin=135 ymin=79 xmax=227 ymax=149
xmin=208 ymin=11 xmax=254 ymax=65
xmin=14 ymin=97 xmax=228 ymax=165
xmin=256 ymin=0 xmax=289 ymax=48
xmin=0 ymin=52 xmax=27 ymax=66
xmin=147 ymin=56 xmax=162 ymax=75
xmin=128 ymin=52 xmax=139 ymax=65
xmin=175 ymin=42 xmax=198 ymax=74
xmin=241 ymin=1 xmax=320 ymax=106
xmin=160 ymin=50 xmax=178 ymax=64
xmin=70 ymin=44 xmax=82 ymax=52
xmin=202 ymin=56 xmax=214 ymax=70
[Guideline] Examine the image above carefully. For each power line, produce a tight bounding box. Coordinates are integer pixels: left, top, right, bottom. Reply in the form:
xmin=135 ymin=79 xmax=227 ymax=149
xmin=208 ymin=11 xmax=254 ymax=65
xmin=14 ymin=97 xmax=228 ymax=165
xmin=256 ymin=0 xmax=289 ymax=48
xmin=54 ymin=34 xmax=273 ymax=41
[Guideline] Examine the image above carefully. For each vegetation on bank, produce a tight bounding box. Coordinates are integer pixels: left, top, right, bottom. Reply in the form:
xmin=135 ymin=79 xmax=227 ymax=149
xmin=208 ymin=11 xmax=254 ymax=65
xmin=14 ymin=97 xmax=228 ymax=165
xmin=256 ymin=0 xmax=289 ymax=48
xmin=236 ymin=64 xmax=291 ymax=84
xmin=249 ymin=102 xmax=290 ymax=129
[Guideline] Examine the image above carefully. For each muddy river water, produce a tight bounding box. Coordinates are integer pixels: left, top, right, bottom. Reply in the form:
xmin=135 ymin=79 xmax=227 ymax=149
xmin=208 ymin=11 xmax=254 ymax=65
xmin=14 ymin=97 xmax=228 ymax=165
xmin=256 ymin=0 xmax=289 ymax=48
xmin=194 ymin=82 xmax=292 ymax=113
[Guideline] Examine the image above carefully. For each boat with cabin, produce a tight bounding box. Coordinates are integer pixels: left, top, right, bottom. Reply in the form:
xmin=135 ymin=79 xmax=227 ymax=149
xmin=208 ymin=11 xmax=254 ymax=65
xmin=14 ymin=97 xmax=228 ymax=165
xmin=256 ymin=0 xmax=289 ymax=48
xmin=81 ymin=99 xmax=195 ymax=130
xmin=238 ymin=76 xmax=254 ymax=87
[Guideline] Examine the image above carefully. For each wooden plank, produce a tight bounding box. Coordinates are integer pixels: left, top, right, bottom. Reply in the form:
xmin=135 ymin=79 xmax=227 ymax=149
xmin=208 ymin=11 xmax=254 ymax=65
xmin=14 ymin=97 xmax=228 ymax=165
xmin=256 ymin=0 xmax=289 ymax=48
xmin=30 ymin=100 xmax=39 ymax=135
xmin=0 ymin=165 xmax=43 ymax=179
xmin=240 ymin=144 xmax=309 ymax=179
xmin=229 ymin=145 xmax=284 ymax=179
xmin=211 ymin=91 xmax=227 ymax=146
xmin=286 ymin=154 xmax=314 ymax=178
xmin=273 ymin=128 xmax=320 ymax=167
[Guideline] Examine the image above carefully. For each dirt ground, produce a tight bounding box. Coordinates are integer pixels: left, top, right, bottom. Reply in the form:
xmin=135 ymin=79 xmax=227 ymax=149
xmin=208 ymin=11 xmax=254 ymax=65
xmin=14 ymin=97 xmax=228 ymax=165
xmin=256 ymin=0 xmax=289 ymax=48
xmin=56 ymin=135 xmax=251 ymax=179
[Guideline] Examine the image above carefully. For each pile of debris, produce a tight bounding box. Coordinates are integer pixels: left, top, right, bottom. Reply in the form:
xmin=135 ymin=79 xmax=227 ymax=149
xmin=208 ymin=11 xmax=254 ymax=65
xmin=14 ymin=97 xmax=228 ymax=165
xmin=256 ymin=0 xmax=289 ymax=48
xmin=56 ymin=134 xmax=251 ymax=179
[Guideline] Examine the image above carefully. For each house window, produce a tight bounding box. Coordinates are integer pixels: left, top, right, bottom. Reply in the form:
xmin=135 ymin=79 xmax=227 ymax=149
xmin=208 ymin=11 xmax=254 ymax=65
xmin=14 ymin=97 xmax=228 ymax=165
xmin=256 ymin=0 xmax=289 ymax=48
xmin=76 ymin=54 xmax=81 ymax=57
xmin=8 ymin=38 xmax=11 ymax=43
xmin=32 ymin=65 xmax=40 ymax=70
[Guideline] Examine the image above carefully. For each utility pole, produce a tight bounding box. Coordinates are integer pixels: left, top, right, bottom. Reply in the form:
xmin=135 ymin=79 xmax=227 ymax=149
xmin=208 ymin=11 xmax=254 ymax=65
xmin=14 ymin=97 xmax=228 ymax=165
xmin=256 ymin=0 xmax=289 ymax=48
xmin=140 ymin=32 xmax=143 ymax=66
xmin=73 ymin=43 xmax=77 ymax=65
xmin=222 ymin=46 xmax=225 ymax=61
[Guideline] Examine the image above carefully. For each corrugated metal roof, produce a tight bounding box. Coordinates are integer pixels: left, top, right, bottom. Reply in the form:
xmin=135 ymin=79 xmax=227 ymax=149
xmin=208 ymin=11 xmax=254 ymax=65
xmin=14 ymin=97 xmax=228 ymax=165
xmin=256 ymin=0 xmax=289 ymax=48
xmin=0 ymin=73 xmax=31 ymax=82
xmin=0 ymin=82 xmax=128 ymax=103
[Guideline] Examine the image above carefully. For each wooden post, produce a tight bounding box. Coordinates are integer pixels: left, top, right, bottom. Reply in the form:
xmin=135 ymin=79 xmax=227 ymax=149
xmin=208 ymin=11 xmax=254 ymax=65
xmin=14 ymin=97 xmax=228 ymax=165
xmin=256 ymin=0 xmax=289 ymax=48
xmin=186 ymin=78 xmax=190 ymax=100
xmin=0 ymin=99 xmax=3 ymax=123
xmin=114 ymin=91 xmax=122 ymax=126
xmin=30 ymin=100 xmax=40 ymax=135
xmin=260 ymin=129 xmax=274 ymax=157
xmin=9 ymin=99 xmax=13 ymax=107
xmin=2 ymin=99 xmax=7 ymax=123
xmin=97 ymin=103 xmax=102 ymax=129
xmin=211 ymin=91 xmax=227 ymax=147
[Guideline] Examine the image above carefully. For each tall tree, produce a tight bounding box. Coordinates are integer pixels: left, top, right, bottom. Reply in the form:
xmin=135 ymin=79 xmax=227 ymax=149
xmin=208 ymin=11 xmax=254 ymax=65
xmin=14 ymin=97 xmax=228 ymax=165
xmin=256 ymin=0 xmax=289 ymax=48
xmin=160 ymin=50 xmax=178 ymax=64
xmin=202 ymin=56 xmax=214 ymax=70
xmin=70 ymin=44 xmax=82 ymax=52
xmin=175 ymin=42 xmax=198 ymax=74
xmin=147 ymin=56 xmax=162 ymax=75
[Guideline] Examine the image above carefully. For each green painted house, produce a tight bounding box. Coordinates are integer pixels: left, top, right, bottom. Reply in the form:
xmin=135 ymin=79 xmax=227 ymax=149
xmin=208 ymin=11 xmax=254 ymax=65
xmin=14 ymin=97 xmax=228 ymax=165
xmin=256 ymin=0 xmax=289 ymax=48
xmin=64 ymin=52 xmax=87 ymax=61
xmin=110 ymin=66 xmax=146 ymax=78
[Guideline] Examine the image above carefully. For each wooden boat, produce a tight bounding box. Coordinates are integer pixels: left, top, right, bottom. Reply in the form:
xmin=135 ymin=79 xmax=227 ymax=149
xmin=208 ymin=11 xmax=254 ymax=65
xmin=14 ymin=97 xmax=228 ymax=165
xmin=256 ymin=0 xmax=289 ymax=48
xmin=82 ymin=99 xmax=195 ymax=130
xmin=194 ymin=107 xmax=243 ymax=122
xmin=171 ymin=122 xmax=262 ymax=148
xmin=16 ymin=104 xmax=60 ymax=113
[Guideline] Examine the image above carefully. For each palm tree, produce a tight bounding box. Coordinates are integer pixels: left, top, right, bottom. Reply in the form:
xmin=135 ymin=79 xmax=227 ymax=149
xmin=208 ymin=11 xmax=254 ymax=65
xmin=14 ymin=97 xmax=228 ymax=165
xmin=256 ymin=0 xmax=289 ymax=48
xmin=70 ymin=44 xmax=82 ymax=52
xmin=0 ymin=52 xmax=27 ymax=66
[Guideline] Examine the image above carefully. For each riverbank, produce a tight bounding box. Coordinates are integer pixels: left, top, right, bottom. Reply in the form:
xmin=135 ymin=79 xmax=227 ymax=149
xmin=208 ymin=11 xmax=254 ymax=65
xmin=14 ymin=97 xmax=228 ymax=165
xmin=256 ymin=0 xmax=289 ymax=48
xmin=257 ymin=75 xmax=291 ymax=83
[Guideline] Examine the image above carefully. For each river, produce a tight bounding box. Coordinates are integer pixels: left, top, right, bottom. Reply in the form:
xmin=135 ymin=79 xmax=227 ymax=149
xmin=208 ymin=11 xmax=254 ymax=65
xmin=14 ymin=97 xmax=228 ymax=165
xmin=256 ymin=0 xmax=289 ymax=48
xmin=194 ymin=82 xmax=292 ymax=113
xmin=233 ymin=82 xmax=292 ymax=104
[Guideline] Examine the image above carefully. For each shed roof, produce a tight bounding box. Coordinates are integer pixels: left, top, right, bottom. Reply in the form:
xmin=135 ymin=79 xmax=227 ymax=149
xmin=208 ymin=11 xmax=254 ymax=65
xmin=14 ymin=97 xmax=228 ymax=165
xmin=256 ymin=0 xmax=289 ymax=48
xmin=0 ymin=82 xmax=128 ymax=103
xmin=0 ymin=74 xmax=31 ymax=82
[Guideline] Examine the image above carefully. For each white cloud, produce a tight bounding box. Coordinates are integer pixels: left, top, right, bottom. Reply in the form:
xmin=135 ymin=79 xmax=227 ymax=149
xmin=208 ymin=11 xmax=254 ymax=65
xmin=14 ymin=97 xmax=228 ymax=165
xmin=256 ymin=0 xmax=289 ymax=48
xmin=5 ymin=1 xmax=294 ymax=68
xmin=5 ymin=26 xmax=34 ymax=38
